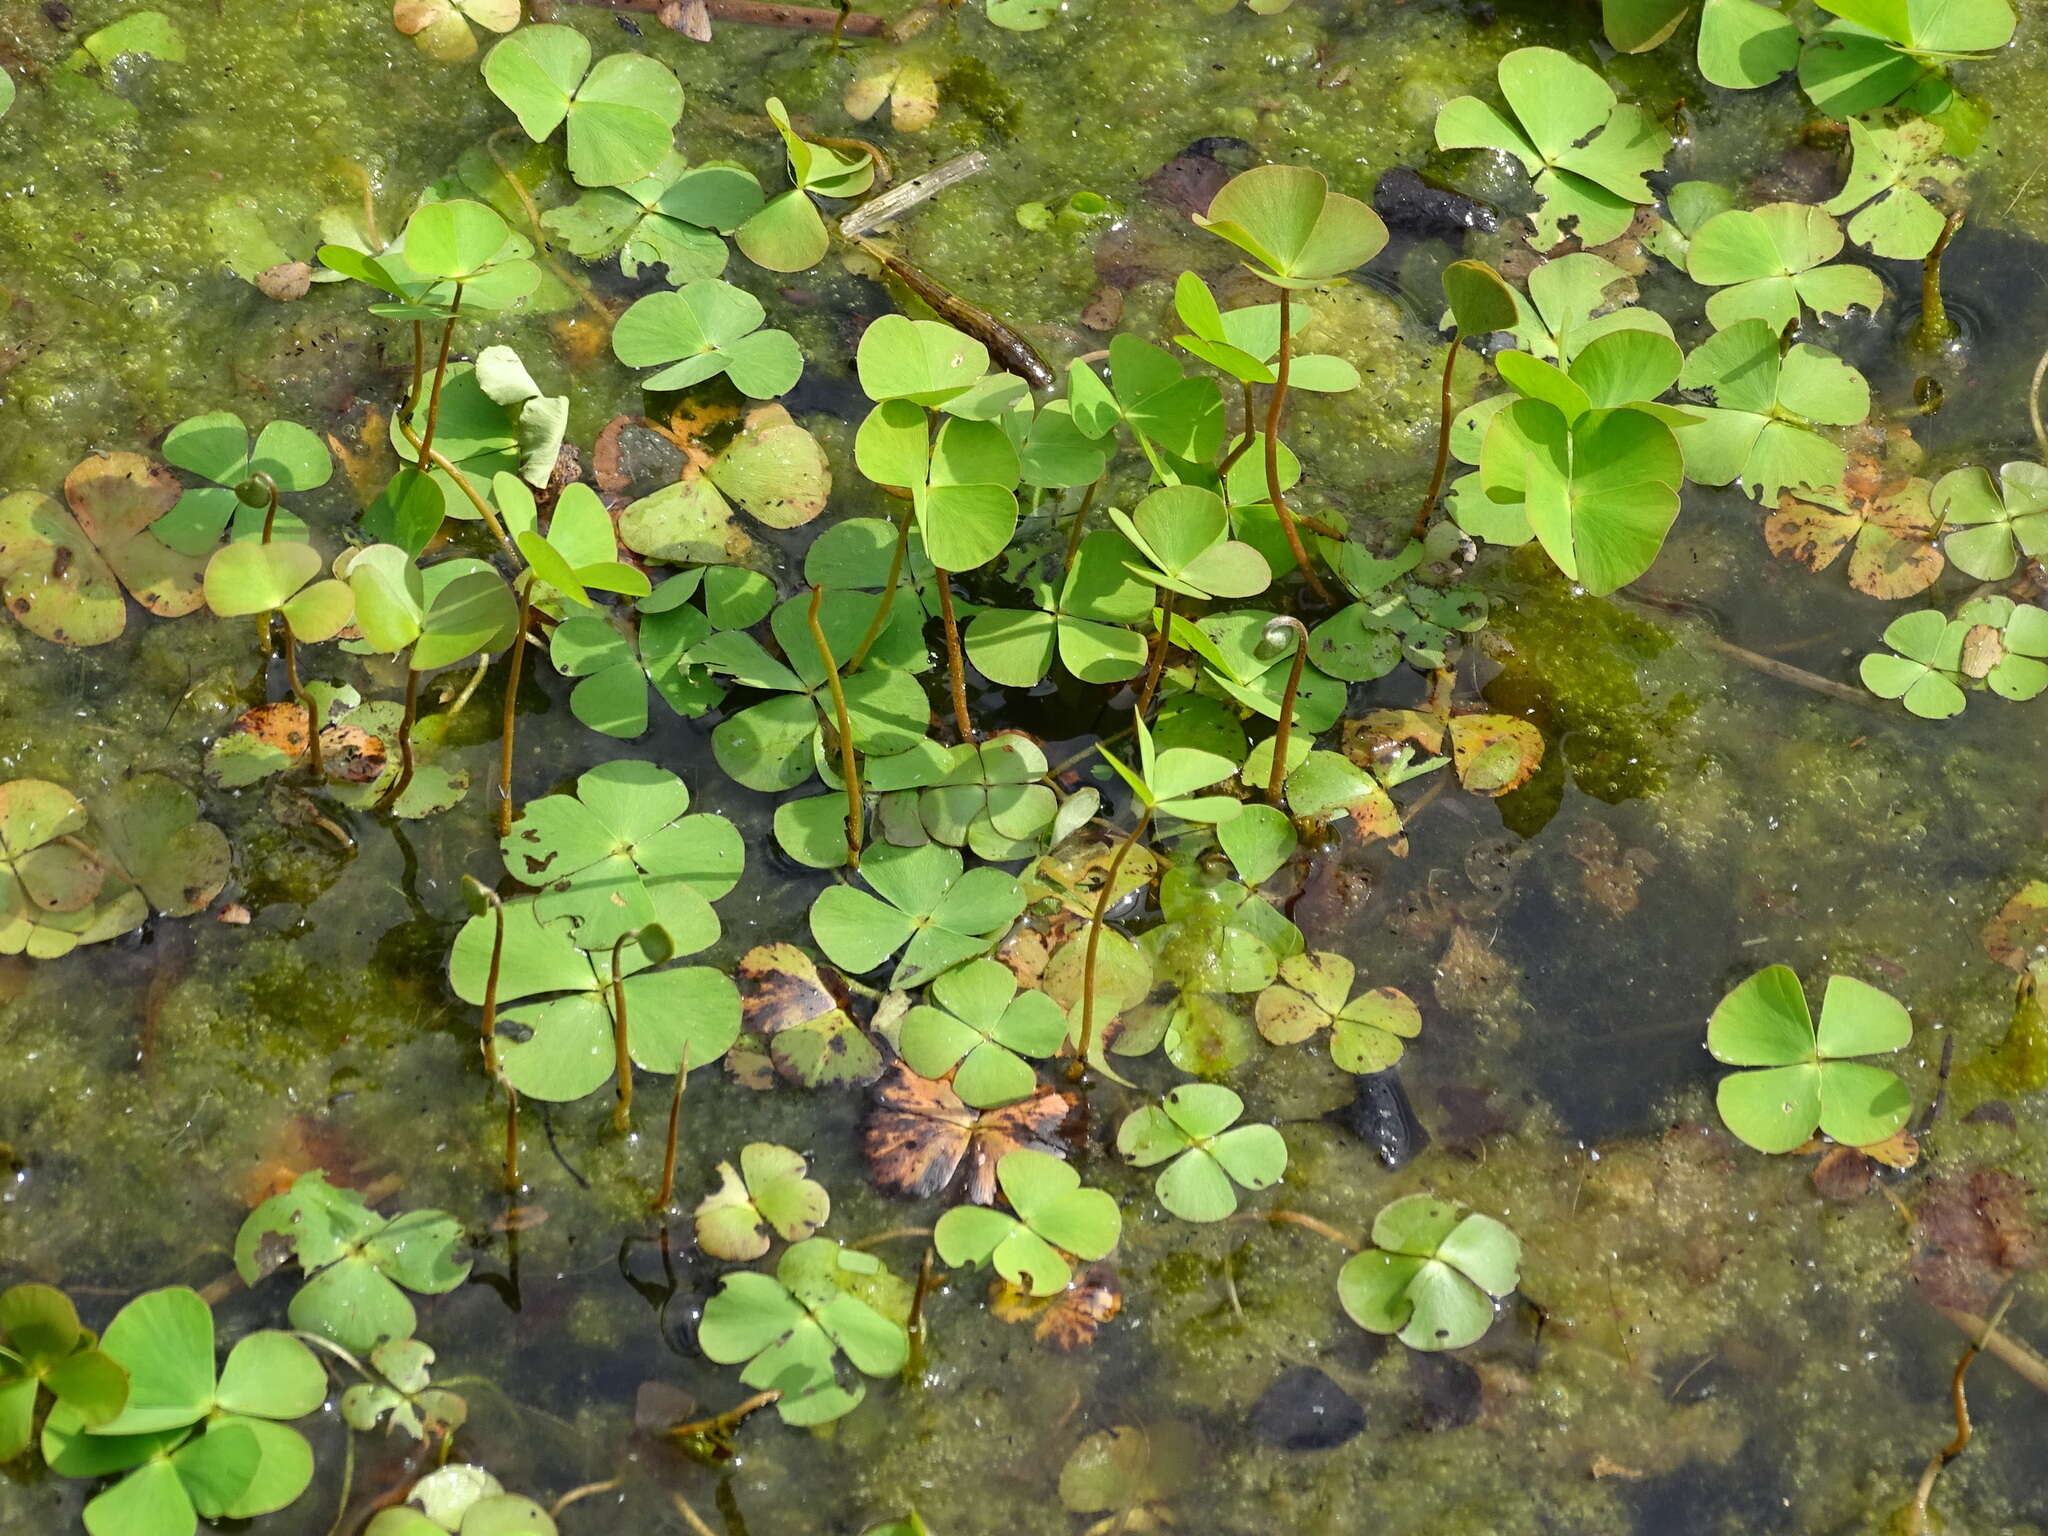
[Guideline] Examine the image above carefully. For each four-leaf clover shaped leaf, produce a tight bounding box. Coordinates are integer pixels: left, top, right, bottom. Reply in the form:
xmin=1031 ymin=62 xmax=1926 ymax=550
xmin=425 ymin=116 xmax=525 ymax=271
xmin=1934 ymin=461 xmax=2048 ymax=580
xmin=1955 ymin=596 xmax=2048 ymax=701
xmin=1098 ymin=713 xmax=1243 ymax=827
xmin=234 ymin=1173 xmax=472 ymax=1355
xmin=965 ymin=529 xmax=1153 ymax=688
xmin=694 ymin=1143 xmax=832 ymax=1261
xmin=934 ymin=1148 xmax=1122 ymax=1297
xmin=1859 ymin=608 xmax=1968 ymax=719
xmin=1684 ymin=202 xmax=1884 ymax=332
xmin=612 ymin=279 xmax=803 ymax=399
xmin=1674 ymin=319 xmax=1870 ymax=502
xmin=736 ymin=98 xmax=877 ymax=272
xmin=809 ymin=839 xmax=1027 ymax=989
xmin=1706 ymin=965 xmax=1914 ymax=1152
xmin=1822 ymin=114 xmax=1962 ymax=260
xmin=1109 ymin=484 xmax=1270 ymax=602
xmin=1116 ymin=1084 xmax=1288 ymax=1223
xmin=156 ymin=411 xmax=332 ymax=555
xmin=500 ymin=760 xmax=743 ymax=951
xmin=203 ymin=538 xmax=355 ymax=641
xmin=541 ymin=150 xmax=764 ymax=281
xmin=0 ymin=1284 xmax=128 ymax=1460
xmin=448 ymin=897 xmax=741 ymax=1101
xmin=1436 ymin=46 xmax=1670 ymax=248
xmin=42 ymin=1286 xmax=326 ymax=1533
xmin=1800 ymin=0 xmax=2014 ymax=121
xmin=1255 ymin=951 xmax=1423 ymax=1072
xmin=483 ymin=25 xmax=684 ymax=188
xmin=899 ymin=957 xmax=1068 ymax=1107
xmin=918 ymin=736 xmax=1060 ymax=860
xmin=1337 ymin=1194 xmax=1521 ymax=1351
xmin=698 ymin=1238 xmax=908 ymax=1426
xmin=1765 ymin=461 xmax=1943 ymax=599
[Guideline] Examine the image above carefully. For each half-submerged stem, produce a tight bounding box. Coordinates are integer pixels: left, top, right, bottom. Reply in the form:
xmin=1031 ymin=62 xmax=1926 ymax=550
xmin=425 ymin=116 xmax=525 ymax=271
xmin=1073 ymin=807 xmax=1152 ymax=1077
xmin=807 ymin=584 xmax=863 ymax=869
xmin=935 ymin=569 xmax=976 ymax=743
xmin=846 ymin=503 xmax=912 ymax=671
xmin=378 ymin=667 xmax=422 ymax=811
xmin=1132 ymin=592 xmax=1176 ymax=719
xmin=1411 ymin=331 xmax=1464 ymax=540
xmin=282 ymin=621 xmax=323 ymax=782
xmin=497 ymin=583 xmax=536 ymax=837
xmin=610 ymin=933 xmax=634 ymax=1135
xmin=416 ymin=285 xmax=463 ymax=468
xmin=503 ymin=1087 xmax=521 ymax=1193
xmin=479 ymin=890 xmax=505 ymax=1081
xmin=652 ymin=1045 xmax=691 ymax=1213
xmin=1913 ymin=211 xmax=1965 ymax=354
xmin=1263 ymin=617 xmax=1310 ymax=806
xmin=1267 ymin=288 xmax=1332 ymax=603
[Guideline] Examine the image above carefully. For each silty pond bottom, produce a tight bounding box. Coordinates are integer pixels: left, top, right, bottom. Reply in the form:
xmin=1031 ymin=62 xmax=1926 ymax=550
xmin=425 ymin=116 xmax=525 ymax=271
xmin=3 ymin=0 xmax=2048 ymax=1533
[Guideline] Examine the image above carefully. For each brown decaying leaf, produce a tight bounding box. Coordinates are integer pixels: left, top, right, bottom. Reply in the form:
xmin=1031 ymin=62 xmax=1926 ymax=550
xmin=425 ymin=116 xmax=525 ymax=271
xmin=224 ymin=702 xmax=387 ymax=783
xmin=1911 ymin=1168 xmax=2043 ymax=1311
xmin=255 ymin=262 xmax=314 ymax=301
xmin=723 ymin=1031 xmax=778 ymax=1091
xmin=1764 ymin=462 xmax=1943 ymax=600
xmin=738 ymin=942 xmax=847 ymax=1035
xmin=63 ymin=452 xmax=207 ymax=617
xmin=1983 ymin=880 xmax=2048 ymax=973
xmin=328 ymin=405 xmax=394 ymax=510
xmin=989 ymin=1261 xmax=1122 ymax=1350
xmin=861 ymin=1061 xmax=1072 ymax=1206
xmin=1565 ymin=820 xmax=1656 ymax=918
xmin=1344 ymin=708 xmax=1446 ymax=761
xmin=1811 ymin=1146 xmax=1876 ymax=1202
xmin=1448 ymin=713 xmax=1543 ymax=798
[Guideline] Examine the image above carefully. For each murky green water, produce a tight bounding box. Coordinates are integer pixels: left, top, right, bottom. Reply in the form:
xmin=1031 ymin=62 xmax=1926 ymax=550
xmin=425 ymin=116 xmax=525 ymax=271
xmin=5 ymin=1 xmax=2048 ymax=1532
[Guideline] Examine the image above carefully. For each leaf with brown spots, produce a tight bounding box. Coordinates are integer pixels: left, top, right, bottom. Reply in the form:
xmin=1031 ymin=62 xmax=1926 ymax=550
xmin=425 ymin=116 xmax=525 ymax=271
xmin=1026 ymin=833 xmax=1161 ymax=921
xmin=1983 ymin=880 xmax=2048 ymax=973
xmin=861 ymin=1061 xmax=1072 ymax=1206
xmin=1765 ymin=470 xmax=1943 ymax=599
xmin=1344 ymin=709 xmax=1446 ymax=760
xmin=1910 ymin=1169 xmax=2043 ymax=1311
xmin=207 ymin=700 xmax=387 ymax=789
xmin=738 ymin=941 xmax=882 ymax=1088
xmin=0 ymin=491 xmax=128 ymax=646
xmin=1448 ymin=714 xmax=1543 ymax=797
xmin=63 ymin=452 xmax=208 ymax=617
xmin=989 ymin=1261 xmax=1122 ymax=1350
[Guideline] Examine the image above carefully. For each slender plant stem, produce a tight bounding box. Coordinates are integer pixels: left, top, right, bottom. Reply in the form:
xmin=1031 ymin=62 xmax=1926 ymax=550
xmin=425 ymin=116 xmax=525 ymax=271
xmin=1132 ymin=592 xmax=1176 ymax=718
xmin=610 ymin=933 xmax=634 ymax=1135
xmin=807 ymin=584 xmax=863 ymax=869
xmin=503 ymin=1087 xmax=520 ymax=1193
xmin=665 ymin=1391 xmax=783 ymax=1443
xmin=1905 ymin=1282 xmax=2019 ymax=1535
xmin=1914 ymin=211 xmax=1964 ymax=353
xmin=935 ymin=569 xmax=976 ymax=743
xmin=1411 ymin=331 xmax=1464 ymax=540
xmin=904 ymin=1244 xmax=935 ymax=1381
xmin=1267 ymin=288 xmax=1332 ymax=603
xmin=1059 ymin=474 xmax=1104 ymax=579
xmin=497 ymin=584 xmax=535 ymax=837
xmin=259 ymin=479 xmax=280 ymax=544
xmin=486 ymin=125 xmax=611 ymax=324
xmin=379 ymin=667 xmax=421 ymax=811
xmin=405 ymin=320 xmax=425 ymax=418
xmin=392 ymin=415 xmax=514 ymax=553
xmin=1073 ymin=807 xmax=1152 ymax=1076
xmin=1218 ymin=378 xmax=1258 ymax=477
xmin=652 ymin=1045 xmax=690 ymax=1212
xmin=480 ymin=894 xmax=505 ymax=1080
xmin=282 ymin=622 xmax=324 ymax=781
xmin=1264 ymin=617 xmax=1310 ymax=805
xmin=847 ymin=504 xmax=913 ymax=671
xmin=416 ymin=285 xmax=463 ymax=468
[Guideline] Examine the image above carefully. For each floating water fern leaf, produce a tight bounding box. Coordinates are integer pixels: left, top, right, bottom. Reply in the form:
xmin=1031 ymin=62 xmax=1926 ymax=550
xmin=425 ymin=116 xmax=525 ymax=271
xmin=0 ymin=1284 xmax=128 ymax=1461
xmin=694 ymin=1144 xmax=832 ymax=1261
xmin=1707 ymin=966 xmax=1913 ymax=1152
xmin=1116 ymin=1084 xmax=1287 ymax=1222
xmin=1256 ymin=951 xmax=1423 ymax=1072
xmin=483 ymin=25 xmax=683 ymax=188
xmin=934 ymin=1148 xmax=1121 ymax=1296
xmin=1337 ymin=1195 xmax=1521 ymax=1351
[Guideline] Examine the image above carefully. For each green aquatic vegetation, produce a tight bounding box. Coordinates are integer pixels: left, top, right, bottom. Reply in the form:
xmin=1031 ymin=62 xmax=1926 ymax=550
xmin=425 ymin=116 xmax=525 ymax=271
xmin=625 ymin=404 xmax=832 ymax=551
xmin=1067 ymin=336 xmax=1226 ymax=469
xmin=41 ymin=1286 xmax=324 ymax=1535
xmin=1338 ymin=1195 xmax=1522 ymax=1351
xmin=1413 ymin=259 xmax=1519 ymax=539
xmin=1859 ymin=608 xmax=1968 ymax=717
xmin=1098 ymin=713 xmax=1244 ymax=829
xmin=1933 ymin=461 xmax=2048 ymax=579
xmin=449 ymin=898 xmax=738 ymax=1100
xmin=1956 ymin=595 xmax=2048 ymax=701
xmin=365 ymin=1465 xmax=557 ymax=1536
xmin=1822 ymin=113 xmax=1961 ymax=259
xmin=1182 ymin=610 xmax=1344 ymax=732
xmin=471 ymin=348 xmax=568 ymax=488
xmin=917 ymin=737 xmax=1060 ymax=859
xmin=1305 ymin=533 xmax=1488 ymax=683
xmin=1500 ymin=252 xmax=1671 ymax=366
xmin=503 ymin=478 xmax=651 ymax=611
xmin=809 ymin=839 xmax=1027 ymax=989
xmin=1435 ymin=47 xmax=1669 ymax=248
xmin=155 ymin=412 xmax=332 ymax=555
xmin=1215 ymin=804 xmax=1296 ymax=886
xmin=500 ymin=760 xmax=742 ymax=952
xmin=1170 ymin=272 xmax=1360 ymax=393
xmin=235 ymin=1172 xmax=469 ymax=1355
xmin=1801 ymin=0 xmax=2014 ymax=119
xmin=391 ymin=0 xmax=520 ymax=64
xmin=1116 ymin=1084 xmax=1287 ymax=1223
xmin=483 ymin=25 xmax=682 ymax=188
xmin=688 ymin=589 xmax=928 ymax=792
xmin=612 ymin=280 xmax=803 ymax=398
xmin=0 ymin=1285 xmax=128 ymax=1461
xmin=1255 ymin=951 xmax=1423 ymax=1072
xmin=1473 ymin=332 xmax=1688 ymax=594
xmin=1058 ymin=1425 xmax=1194 ymax=1535
xmin=860 ymin=1515 xmax=931 ymax=1536
xmin=1109 ymin=484 xmax=1271 ymax=603
xmin=697 ymin=1238 xmax=910 ymax=1426
xmin=339 ymin=1338 xmax=467 ymax=1442
xmin=0 ymin=67 xmax=12 ymax=119
xmin=542 ymin=151 xmax=760 ymax=280
xmin=694 ymin=1143 xmax=832 ymax=1261
xmin=1642 ymin=179 xmax=1739 ymax=268
xmin=899 ymin=957 xmax=1068 ymax=1107
xmin=548 ymin=604 xmax=718 ymax=738
xmin=933 ymin=1149 xmax=1122 ymax=1296
xmin=1684 ymin=202 xmax=1885 ymax=331
xmin=1707 ymin=966 xmax=1913 ymax=1152
xmin=1673 ymin=319 xmax=1870 ymax=501
xmin=964 ymin=529 xmax=1151 ymax=687
xmin=0 ymin=453 xmax=206 ymax=647
xmin=737 ymin=98 xmax=876 ymax=272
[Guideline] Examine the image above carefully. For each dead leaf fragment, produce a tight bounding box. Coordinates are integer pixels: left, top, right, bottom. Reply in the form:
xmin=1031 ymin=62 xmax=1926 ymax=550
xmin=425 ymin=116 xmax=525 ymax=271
xmin=861 ymin=1062 xmax=1072 ymax=1205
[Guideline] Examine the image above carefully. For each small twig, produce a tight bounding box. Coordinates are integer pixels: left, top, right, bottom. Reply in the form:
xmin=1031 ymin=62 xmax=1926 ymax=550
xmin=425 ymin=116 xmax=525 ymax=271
xmin=841 ymin=151 xmax=990 ymax=238
xmin=666 ymin=1391 xmax=783 ymax=1443
xmin=850 ymin=1225 xmax=934 ymax=1251
xmin=671 ymin=1494 xmax=719 ymax=1536
xmin=1934 ymin=1303 xmax=2048 ymax=1395
xmin=548 ymin=1481 xmax=621 ymax=1520
xmin=1239 ymin=1209 xmax=1359 ymax=1251
xmin=1906 ymin=1283 xmax=2020 ymax=1534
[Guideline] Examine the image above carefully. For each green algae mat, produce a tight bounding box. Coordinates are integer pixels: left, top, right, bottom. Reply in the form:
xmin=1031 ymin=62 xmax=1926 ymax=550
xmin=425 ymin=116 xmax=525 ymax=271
xmin=5 ymin=0 xmax=2048 ymax=1531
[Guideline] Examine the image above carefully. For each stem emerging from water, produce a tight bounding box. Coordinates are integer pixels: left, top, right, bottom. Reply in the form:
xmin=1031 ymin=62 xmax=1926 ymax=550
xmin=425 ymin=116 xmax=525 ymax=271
xmin=416 ymin=285 xmax=463 ymax=468
xmin=1411 ymin=331 xmax=1463 ymax=541
xmin=1913 ymin=211 xmax=1964 ymax=354
xmin=379 ymin=667 xmax=422 ymax=811
xmin=1267 ymin=288 xmax=1332 ymax=603
xmin=282 ymin=620 xmax=323 ymax=782
xmin=480 ymin=891 xmax=505 ymax=1081
xmin=1072 ymin=806 xmax=1152 ymax=1077
xmin=652 ymin=1045 xmax=690 ymax=1213
xmin=847 ymin=503 xmax=912 ymax=672
xmin=497 ymin=583 xmax=535 ymax=837
xmin=1263 ymin=617 xmax=1309 ymax=806
xmin=807 ymin=583 xmax=863 ymax=870
xmin=503 ymin=1087 xmax=521 ymax=1193
xmin=611 ymin=933 xmax=634 ymax=1135
xmin=935 ymin=569 xmax=976 ymax=743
